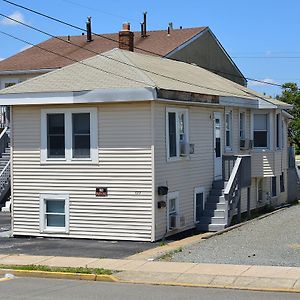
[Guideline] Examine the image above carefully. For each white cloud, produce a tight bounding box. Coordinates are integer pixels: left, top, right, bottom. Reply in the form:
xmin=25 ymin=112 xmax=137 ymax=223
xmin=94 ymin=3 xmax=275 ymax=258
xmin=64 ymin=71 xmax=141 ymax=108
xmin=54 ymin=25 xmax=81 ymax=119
xmin=0 ymin=58 xmax=4 ymax=61
xmin=248 ymin=78 xmax=278 ymax=87
xmin=0 ymin=11 xmax=27 ymax=26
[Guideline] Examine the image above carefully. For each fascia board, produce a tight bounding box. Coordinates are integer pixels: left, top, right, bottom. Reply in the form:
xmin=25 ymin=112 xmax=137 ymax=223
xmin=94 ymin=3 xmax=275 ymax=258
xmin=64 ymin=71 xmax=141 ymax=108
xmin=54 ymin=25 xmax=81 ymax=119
xmin=0 ymin=87 xmax=157 ymax=105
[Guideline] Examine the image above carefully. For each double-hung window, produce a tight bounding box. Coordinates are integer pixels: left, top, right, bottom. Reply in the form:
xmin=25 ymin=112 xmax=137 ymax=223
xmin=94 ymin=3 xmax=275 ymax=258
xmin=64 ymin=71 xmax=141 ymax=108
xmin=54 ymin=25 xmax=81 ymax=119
xmin=225 ymin=111 xmax=232 ymax=150
xmin=40 ymin=193 xmax=69 ymax=233
xmin=166 ymin=108 xmax=189 ymax=160
xmin=41 ymin=108 xmax=98 ymax=163
xmin=253 ymin=113 xmax=269 ymax=148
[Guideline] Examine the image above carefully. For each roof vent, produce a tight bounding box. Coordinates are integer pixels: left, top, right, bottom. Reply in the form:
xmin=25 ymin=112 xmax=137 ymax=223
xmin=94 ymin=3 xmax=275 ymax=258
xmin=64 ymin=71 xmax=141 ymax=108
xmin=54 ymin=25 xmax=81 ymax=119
xmin=86 ymin=16 xmax=92 ymax=42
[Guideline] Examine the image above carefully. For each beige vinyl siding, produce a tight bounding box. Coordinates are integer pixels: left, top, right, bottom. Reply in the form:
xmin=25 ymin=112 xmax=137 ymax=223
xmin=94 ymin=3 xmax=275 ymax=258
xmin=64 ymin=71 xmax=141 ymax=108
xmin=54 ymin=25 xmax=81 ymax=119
xmin=154 ymin=102 xmax=221 ymax=240
xmin=12 ymin=102 xmax=153 ymax=241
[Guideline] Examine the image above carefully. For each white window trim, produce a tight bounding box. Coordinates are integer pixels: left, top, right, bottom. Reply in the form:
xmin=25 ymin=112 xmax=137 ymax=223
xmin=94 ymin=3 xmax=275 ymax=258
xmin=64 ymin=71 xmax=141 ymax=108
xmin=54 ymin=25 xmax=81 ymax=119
xmin=167 ymin=191 xmax=179 ymax=231
xmin=166 ymin=107 xmax=189 ymax=162
xmin=39 ymin=193 xmax=69 ymax=233
xmin=41 ymin=107 xmax=98 ymax=164
xmin=225 ymin=110 xmax=232 ymax=151
xmin=194 ymin=187 xmax=206 ymax=223
xmin=251 ymin=111 xmax=271 ymax=150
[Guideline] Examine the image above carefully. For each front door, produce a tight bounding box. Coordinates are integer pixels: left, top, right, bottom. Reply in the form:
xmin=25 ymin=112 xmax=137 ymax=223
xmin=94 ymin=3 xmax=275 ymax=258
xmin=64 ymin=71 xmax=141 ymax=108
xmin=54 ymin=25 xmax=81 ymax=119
xmin=214 ymin=112 xmax=222 ymax=180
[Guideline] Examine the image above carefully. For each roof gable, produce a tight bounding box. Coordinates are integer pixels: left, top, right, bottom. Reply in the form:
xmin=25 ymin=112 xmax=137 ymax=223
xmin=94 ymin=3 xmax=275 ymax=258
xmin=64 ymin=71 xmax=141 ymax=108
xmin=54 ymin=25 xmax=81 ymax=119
xmin=0 ymin=27 xmax=207 ymax=72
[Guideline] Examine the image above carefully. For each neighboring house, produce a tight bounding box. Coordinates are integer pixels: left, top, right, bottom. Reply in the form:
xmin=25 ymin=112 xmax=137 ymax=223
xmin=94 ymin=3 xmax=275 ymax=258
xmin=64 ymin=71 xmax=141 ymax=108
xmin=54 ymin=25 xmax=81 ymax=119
xmin=0 ymin=43 xmax=293 ymax=241
xmin=0 ymin=22 xmax=246 ymax=91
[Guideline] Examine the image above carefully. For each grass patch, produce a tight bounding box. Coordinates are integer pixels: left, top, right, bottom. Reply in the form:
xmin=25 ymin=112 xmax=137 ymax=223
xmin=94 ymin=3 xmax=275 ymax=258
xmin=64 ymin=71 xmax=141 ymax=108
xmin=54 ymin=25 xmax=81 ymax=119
xmin=0 ymin=264 xmax=113 ymax=275
xmin=159 ymin=247 xmax=183 ymax=261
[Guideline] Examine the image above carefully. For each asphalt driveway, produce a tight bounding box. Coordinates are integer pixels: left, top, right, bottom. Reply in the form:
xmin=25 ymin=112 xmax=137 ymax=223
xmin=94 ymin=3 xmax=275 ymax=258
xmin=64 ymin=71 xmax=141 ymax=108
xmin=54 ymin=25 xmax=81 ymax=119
xmin=171 ymin=204 xmax=300 ymax=267
xmin=0 ymin=212 xmax=157 ymax=259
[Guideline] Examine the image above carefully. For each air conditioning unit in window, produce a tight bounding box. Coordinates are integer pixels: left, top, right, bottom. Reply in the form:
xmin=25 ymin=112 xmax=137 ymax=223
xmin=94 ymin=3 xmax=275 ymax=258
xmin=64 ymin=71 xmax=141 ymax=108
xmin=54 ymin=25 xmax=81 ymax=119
xmin=180 ymin=142 xmax=190 ymax=156
xmin=169 ymin=214 xmax=186 ymax=230
xmin=240 ymin=139 xmax=253 ymax=150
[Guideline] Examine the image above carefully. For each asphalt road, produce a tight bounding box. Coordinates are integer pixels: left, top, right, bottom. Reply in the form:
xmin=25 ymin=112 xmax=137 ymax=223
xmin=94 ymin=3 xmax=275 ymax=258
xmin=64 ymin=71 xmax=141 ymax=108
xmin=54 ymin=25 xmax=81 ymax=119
xmin=0 ymin=277 xmax=298 ymax=300
xmin=172 ymin=205 xmax=300 ymax=266
xmin=0 ymin=213 xmax=10 ymax=232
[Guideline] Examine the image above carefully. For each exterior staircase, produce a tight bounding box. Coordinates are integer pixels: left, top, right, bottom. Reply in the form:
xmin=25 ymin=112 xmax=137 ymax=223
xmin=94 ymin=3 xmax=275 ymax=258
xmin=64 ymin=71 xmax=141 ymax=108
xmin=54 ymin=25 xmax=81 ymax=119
xmin=0 ymin=127 xmax=11 ymax=211
xmin=197 ymin=180 xmax=227 ymax=232
xmin=197 ymin=155 xmax=252 ymax=232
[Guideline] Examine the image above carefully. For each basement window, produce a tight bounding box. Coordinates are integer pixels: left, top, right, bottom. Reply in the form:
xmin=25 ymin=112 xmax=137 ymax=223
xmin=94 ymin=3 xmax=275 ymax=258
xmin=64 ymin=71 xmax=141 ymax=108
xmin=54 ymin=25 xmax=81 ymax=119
xmin=41 ymin=108 xmax=98 ymax=163
xmin=40 ymin=193 xmax=69 ymax=233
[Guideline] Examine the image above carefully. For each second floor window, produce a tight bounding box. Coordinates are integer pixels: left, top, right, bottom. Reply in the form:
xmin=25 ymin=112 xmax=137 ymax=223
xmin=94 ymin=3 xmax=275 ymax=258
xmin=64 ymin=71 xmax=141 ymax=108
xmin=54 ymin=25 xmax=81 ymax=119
xmin=253 ymin=113 xmax=268 ymax=148
xmin=41 ymin=108 xmax=98 ymax=163
xmin=166 ymin=108 xmax=189 ymax=160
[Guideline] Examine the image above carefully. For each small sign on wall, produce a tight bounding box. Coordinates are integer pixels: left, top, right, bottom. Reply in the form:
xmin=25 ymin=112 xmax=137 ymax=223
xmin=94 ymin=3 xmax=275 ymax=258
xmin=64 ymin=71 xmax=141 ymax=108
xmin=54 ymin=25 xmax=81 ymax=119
xmin=96 ymin=187 xmax=108 ymax=197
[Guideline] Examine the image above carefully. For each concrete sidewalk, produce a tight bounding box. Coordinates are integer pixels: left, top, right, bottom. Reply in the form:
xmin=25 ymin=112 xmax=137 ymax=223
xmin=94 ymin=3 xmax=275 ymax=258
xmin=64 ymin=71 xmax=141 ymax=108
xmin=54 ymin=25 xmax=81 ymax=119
xmin=0 ymin=254 xmax=299 ymax=293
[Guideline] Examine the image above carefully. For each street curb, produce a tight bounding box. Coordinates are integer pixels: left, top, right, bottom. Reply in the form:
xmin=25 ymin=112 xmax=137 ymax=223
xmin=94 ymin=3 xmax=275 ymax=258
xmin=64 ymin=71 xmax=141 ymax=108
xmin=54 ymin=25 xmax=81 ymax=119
xmin=118 ymin=278 xmax=300 ymax=293
xmin=0 ymin=269 xmax=118 ymax=282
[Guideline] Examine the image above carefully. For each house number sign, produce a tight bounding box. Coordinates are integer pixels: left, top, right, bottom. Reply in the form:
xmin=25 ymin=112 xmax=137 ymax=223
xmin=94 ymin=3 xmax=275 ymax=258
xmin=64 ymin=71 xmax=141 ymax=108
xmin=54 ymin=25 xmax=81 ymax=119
xmin=96 ymin=187 xmax=108 ymax=197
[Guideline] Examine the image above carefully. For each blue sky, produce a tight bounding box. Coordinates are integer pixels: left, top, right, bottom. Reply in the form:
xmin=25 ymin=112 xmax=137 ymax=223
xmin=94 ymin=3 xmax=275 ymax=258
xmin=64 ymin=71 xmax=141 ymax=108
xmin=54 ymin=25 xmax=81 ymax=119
xmin=0 ymin=0 xmax=299 ymax=97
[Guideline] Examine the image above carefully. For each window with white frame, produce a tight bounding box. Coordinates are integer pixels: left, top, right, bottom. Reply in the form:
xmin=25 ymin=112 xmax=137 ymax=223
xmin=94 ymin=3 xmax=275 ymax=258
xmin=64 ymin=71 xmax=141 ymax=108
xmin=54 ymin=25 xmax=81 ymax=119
xmin=40 ymin=194 xmax=69 ymax=233
xmin=239 ymin=112 xmax=246 ymax=140
xmin=253 ymin=113 xmax=269 ymax=148
xmin=225 ymin=111 xmax=232 ymax=149
xmin=41 ymin=108 xmax=98 ymax=163
xmin=167 ymin=191 xmax=179 ymax=230
xmin=166 ymin=108 xmax=189 ymax=160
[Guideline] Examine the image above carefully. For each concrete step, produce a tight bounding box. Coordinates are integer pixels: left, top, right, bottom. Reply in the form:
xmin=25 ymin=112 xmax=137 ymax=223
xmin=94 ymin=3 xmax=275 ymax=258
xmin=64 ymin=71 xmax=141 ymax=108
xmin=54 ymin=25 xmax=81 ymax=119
xmin=205 ymin=202 xmax=226 ymax=210
xmin=198 ymin=216 xmax=226 ymax=225
xmin=197 ymin=223 xmax=227 ymax=232
xmin=203 ymin=209 xmax=226 ymax=218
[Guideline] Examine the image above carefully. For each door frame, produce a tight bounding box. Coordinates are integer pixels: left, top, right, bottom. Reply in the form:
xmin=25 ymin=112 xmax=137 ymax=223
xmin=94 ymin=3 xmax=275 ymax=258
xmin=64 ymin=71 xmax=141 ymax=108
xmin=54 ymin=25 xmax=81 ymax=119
xmin=213 ymin=112 xmax=223 ymax=180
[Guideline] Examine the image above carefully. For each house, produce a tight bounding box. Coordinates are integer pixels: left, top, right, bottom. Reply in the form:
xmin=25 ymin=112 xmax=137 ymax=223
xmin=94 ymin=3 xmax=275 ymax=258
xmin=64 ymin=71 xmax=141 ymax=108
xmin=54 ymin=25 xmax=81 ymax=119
xmin=0 ymin=33 xmax=294 ymax=241
xmin=0 ymin=20 xmax=246 ymax=93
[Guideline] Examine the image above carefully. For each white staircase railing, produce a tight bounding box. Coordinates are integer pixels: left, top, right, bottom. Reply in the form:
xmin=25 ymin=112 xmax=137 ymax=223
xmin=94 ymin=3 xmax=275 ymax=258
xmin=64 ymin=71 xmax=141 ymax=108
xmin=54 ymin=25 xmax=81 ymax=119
xmin=0 ymin=160 xmax=10 ymax=191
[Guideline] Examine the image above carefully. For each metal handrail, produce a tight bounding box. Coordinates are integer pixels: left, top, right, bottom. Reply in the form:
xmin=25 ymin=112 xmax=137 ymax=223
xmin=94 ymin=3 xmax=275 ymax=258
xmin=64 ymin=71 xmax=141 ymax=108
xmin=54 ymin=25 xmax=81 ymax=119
xmin=0 ymin=127 xmax=8 ymax=140
xmin=0 ymin=160 xmax=10 ymax=189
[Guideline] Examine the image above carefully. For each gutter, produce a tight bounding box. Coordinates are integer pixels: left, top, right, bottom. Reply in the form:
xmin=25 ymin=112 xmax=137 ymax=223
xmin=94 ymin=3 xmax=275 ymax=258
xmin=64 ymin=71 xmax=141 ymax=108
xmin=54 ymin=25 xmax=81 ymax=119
xmin=0 ymin=68 xmax=57 ymax=76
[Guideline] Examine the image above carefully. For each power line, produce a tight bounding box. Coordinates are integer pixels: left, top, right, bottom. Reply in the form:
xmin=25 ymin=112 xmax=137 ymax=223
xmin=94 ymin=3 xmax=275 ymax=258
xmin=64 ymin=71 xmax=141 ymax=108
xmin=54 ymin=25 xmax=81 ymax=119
xmin=1 ymin=0 xmax=288 ymax=88
xmin=1 ymin=28 xmax=263 ymax=99
xmin=59 ymin=0 xmax=141 ymax=25
xmin=233 ymin=56 xmax=300 ymax=59
xmin=0 ymin=30 xmax=154 ymax=87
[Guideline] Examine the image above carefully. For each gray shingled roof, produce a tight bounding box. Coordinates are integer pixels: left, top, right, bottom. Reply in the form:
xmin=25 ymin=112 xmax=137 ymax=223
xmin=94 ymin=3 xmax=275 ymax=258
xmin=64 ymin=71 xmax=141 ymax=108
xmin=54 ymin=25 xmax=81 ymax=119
xmin=0 ymin=48 xmax=289 ymax=108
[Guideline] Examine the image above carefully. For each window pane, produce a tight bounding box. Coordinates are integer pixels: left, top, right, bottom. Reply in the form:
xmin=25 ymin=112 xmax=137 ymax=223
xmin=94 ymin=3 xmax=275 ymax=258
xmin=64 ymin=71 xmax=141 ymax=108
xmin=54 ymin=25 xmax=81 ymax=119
xmin=47 ymin=114 xmax=65 ymax=158
xmin=48 ymin=114 xmax=64 ymax=134
xmin=280 ymin=173 xmax=285 ymax=193
xmin=46 ymin=200 xmax=65 ymax=213
xmin=73 ymin=135 xmax=90 ymax=157
xmin=72 ymin=113 xmax=91 ymax=158
xmin=254 ymin=114 xmax=267 ymax=130
xmin=226 ymin=131 xmax=230 ymax=147
xmin=72 ymin=113 xmax=90 ymax=134
xmin=215 ymin=138 xmax=221 ymax=158
xmin=169 ymin=198 xmax=176 ymax=214
xmin=47 ymin=215 xmax=65 ymax=227
xmin=168 ymin=112 xmax=177 ymax=157
xmin=254 ymin=131 xmax=267 ymax=148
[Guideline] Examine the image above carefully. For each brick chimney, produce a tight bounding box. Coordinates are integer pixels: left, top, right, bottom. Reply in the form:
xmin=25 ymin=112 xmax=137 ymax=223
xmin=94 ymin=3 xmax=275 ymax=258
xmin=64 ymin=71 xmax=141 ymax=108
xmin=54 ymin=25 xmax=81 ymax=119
xmin=119 ymin=23 xmax=134 ymax=51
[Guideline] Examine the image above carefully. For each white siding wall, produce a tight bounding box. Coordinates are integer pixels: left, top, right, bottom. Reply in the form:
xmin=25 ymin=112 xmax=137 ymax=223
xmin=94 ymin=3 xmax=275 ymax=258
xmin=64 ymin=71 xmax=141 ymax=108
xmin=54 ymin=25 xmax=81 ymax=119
xmin=12 ymin=103 xmax=153 ymax=241
xmin=154 ymin=102 xmax=222 ymax=240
